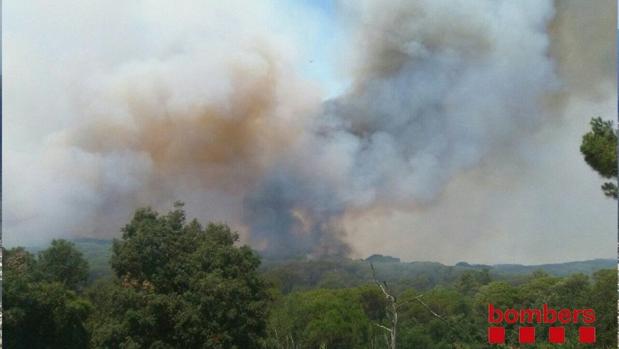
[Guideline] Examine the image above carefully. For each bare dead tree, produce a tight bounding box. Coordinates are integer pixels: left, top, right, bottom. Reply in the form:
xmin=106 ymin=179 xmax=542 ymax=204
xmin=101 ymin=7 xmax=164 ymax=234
xmin=370 ymin=263 xmax=398 ymax=349
xmin=370 ymin=263 xmax=457 ymax=349
xmin=370 ymin=263 xmax=493 ymax=347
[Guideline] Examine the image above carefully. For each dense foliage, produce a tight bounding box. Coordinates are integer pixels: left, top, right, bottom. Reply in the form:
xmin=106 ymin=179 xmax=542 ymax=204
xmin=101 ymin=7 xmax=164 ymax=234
xmin=3 ymin=243 xmax=92 ymax=349
xmin=89 ymin=203 xmax=270 ymax=348
xmin=580 ymin=117 xmax=618 ymax=198
xmin=266 ymin=269 xmax=617 ymax=349
xmin=3 ymin=205 xmax=617 ymax=348
xmin=4 ymin=204 xmax=271 ymax=349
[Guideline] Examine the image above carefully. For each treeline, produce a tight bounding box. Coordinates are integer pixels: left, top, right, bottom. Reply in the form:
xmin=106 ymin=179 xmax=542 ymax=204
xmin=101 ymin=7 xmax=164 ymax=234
xmin=4 ymin=205 xmax=617 ymax=348
xmin=266 ymin=270 xmax=616 ymax=348
xmin=260 ymin=257 xmax=614 ymax=295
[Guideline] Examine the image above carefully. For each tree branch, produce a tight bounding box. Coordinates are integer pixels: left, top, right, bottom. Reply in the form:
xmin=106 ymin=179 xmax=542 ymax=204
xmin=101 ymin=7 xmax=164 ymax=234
xmin=375 ymin=323 xmax=393 ymax=333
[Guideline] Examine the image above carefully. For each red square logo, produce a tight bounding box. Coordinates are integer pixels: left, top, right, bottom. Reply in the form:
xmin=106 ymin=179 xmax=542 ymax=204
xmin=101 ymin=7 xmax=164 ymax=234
xmin=519 ymin=327 xmax=535 ymax=344
xmin=488 ymin=327 xmax=505 ymax=344
xmin=549 ymin=327 xmax=565 ymax=344
xmin=579 ymin=327 xmax=596 ymax=344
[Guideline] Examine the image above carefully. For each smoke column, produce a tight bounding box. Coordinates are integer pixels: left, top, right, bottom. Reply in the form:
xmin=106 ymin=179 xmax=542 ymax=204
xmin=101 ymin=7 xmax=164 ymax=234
xmin=4 ymin=0 xmax=616 ymax=262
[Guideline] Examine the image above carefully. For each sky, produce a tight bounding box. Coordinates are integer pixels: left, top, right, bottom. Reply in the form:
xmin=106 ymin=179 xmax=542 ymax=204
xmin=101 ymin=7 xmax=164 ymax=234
xmin=3 ymin=0 xmax=617 ymax=264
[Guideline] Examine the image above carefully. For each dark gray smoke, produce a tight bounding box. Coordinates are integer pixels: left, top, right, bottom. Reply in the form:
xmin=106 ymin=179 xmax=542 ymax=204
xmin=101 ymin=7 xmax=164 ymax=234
xmin=243 ymin=166 xmax=350 ymax=258
xmin=240 ymin=0 xmax=595 ymax=257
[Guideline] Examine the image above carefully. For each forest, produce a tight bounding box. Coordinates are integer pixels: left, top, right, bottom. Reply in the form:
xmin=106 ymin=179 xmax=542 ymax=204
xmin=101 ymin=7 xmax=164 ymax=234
xmin=3 ymin=202 xmax=617 ymax=349
xmin=4 ymin=117 xmax=618 ymax=348
xmin=5 ymin=0 xmax=619 ymax=345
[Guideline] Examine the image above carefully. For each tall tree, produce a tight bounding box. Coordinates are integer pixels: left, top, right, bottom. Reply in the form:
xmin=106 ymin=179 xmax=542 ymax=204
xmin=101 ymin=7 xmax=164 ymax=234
xmin=89 ymin=203 xmax=271 ymax=348
xmin=580 ymin=117 xmax=618 ymax=198
xmin=371 ymin=263 xmax=399 ymax=349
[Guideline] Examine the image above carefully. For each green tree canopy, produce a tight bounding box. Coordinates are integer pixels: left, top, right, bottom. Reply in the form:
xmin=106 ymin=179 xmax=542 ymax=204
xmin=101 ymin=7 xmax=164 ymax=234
xmin=37 ymin=239 xmax=89 ymax=291
xmin=3 ymin=244 xmax=92 ymax=349
xmin=268 ymin=287 xmax=379 ymax=349
xmin=89 ymin=203 xmax=271 ymax=348
xmin=589 ymin=269 xmax=618 ymax=347
xmin=580 ymin=117 xmax=618 ymax=198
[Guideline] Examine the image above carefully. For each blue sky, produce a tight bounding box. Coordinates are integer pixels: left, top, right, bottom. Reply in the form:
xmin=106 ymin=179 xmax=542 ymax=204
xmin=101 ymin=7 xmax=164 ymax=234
xmin=283 ymin=0 xmax=348 ymax=98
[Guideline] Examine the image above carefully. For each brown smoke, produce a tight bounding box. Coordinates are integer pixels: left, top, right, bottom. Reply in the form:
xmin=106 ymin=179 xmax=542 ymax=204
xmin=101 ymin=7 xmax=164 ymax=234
xmin=4 ymin=0 xmax=616 ymax=262
xmin=55 ymin=0 xmax=617 ymax=257
xmin=66 ymin=54 xmax=300 ymax=193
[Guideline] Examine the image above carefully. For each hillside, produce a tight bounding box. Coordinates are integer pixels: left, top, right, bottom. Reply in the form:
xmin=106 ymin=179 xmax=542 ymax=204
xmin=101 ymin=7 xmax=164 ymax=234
xmin=26 ymin=239 xmax=615 ymax=288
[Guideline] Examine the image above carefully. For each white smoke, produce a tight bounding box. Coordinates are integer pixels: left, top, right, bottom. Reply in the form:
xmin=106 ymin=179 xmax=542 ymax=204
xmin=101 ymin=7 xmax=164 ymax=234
xmin=4 ymin=0 xmax=616 ymax=263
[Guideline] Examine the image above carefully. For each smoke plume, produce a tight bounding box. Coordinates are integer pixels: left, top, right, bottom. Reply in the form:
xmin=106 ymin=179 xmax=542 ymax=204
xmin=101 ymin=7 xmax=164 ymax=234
xmin=4 ymin=0 xmax=616 ymax=262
